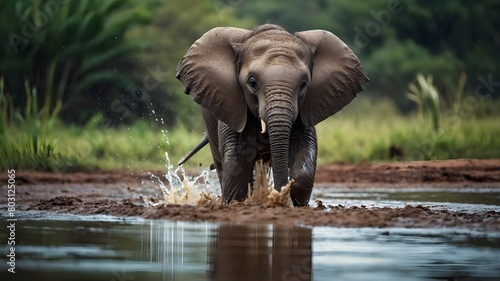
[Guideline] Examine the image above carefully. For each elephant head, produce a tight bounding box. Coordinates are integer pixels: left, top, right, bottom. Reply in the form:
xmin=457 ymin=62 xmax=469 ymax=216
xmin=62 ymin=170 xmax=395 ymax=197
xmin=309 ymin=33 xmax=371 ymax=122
xmin=177 ymin=24 xmax=368 ymax=193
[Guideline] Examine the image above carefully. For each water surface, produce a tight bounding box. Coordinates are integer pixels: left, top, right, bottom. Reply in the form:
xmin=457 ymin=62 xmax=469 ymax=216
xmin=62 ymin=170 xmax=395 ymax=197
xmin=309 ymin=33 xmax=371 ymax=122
xmin=1 ymin=214 xmax=499 ymax=281
xmin=313 ymin=186 xmax=500 ymax=213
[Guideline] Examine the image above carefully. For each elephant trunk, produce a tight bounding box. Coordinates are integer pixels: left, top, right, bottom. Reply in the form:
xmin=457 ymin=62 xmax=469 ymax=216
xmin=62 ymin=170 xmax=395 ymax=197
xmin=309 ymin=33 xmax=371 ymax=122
xmin=266 ymin=92 xmax=295 ymax=191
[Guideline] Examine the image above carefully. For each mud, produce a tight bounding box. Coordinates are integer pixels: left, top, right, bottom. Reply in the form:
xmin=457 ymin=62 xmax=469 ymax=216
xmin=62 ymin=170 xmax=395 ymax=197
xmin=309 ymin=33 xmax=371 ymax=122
xmin=315 ymin=158 xmax=500 ymax=184
xmin=2 ymin=159 xmax=500 ymax=230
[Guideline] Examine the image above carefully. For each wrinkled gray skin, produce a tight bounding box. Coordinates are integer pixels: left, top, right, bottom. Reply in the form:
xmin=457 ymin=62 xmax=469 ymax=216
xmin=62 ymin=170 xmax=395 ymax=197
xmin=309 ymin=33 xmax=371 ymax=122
xmin=176 ymin=24 xmax=368 ymax=206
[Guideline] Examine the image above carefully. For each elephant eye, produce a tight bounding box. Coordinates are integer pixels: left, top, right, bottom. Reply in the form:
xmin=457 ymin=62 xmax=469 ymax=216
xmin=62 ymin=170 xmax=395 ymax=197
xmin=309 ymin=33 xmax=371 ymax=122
xmin=247 ymin=75 xmax=259 ymax=92
xmin=300 ymin=78 xmax=308 ymax=94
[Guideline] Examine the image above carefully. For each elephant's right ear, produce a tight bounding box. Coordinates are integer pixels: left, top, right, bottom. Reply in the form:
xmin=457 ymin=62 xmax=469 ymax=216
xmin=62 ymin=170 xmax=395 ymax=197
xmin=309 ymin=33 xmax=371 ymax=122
xmin=176 ymin=27 xmax=251 ymax=133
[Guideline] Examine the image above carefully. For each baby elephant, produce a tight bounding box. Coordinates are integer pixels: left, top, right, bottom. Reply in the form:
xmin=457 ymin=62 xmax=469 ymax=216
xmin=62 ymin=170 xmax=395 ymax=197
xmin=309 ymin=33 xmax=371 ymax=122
xmin=176 ymin=24 xmax=368 ymax=206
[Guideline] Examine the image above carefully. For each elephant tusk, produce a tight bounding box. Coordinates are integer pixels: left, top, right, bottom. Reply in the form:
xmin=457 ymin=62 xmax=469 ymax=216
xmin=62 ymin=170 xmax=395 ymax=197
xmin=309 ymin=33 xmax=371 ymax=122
xmin=261 ymin=119 xmax=267 ymax=134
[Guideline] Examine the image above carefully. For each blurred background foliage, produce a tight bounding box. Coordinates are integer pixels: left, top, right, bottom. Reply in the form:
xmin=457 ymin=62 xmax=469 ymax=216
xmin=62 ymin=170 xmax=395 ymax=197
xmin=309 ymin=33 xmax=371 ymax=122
xmin=1 ymin=0 xmax=499 ymax=170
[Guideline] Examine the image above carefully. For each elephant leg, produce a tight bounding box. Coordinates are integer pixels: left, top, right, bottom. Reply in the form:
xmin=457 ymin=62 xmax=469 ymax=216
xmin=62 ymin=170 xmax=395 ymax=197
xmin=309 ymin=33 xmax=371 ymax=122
xmin=219 ymin=123 xmax=254 ymax=203
xmin=201 ymin=108 xmax=223 ymax=186
xmin=289 ymin=124 xmax=317 ymax=207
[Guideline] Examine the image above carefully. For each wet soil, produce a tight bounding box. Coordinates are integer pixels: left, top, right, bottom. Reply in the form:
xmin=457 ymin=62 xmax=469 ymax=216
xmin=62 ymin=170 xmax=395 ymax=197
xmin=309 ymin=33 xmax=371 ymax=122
xmin=2 ymin=159 xmax=500 ymax=230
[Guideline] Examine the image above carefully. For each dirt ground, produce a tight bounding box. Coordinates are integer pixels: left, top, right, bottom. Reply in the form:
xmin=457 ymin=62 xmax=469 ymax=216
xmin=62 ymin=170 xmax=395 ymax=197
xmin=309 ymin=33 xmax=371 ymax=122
xmin=2 ymin=159 xmax=499 ymax=230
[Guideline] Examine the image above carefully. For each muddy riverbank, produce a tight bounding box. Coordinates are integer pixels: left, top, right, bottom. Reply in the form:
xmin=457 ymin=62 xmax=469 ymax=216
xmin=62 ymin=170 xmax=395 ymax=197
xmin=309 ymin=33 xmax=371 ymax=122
xmin=2 ymin=159 xmax=499 ymax=230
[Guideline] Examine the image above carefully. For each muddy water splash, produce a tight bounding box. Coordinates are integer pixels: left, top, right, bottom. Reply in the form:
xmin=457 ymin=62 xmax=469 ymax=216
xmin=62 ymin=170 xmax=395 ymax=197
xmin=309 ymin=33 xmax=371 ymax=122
xmin=145 ymin=152 xmax=219 ymax=205
xmin=146 ymin=153 xmax=292 ymax=206
xmin=246 ymin=160 xmax=293 ymax=206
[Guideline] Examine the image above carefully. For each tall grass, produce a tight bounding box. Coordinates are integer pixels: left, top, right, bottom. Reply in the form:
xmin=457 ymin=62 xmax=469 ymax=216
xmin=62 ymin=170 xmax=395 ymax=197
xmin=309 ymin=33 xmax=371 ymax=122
xmin=316 ymin=97 xmax=500 ymax=163
xmin=0 ymin=78 xmax=83 ymax=171
xmin=407 ymin=73 xmax=441 ymax=131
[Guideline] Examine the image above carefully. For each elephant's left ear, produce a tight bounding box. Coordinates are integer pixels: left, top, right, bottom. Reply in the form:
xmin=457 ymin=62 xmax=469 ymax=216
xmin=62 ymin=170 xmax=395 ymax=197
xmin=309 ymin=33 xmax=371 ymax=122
xmin=296 ymin=30 xmax=369 ymax=127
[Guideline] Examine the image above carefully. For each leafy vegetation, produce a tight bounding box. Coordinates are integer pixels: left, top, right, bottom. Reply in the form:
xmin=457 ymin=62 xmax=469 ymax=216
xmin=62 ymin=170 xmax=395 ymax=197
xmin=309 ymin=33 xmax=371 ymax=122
xmin=1 ymin=0 xmax=499 ymax=171
xmin=0 ymin=0 xmax=154 ymax=125
xmin=0 ymin=78 xmax=84 ymax=171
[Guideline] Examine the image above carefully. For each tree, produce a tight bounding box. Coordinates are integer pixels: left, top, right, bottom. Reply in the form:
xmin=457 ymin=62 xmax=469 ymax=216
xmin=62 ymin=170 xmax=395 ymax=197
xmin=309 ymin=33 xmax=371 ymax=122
xmin=0 ymin=0 xmax=153 ymax=125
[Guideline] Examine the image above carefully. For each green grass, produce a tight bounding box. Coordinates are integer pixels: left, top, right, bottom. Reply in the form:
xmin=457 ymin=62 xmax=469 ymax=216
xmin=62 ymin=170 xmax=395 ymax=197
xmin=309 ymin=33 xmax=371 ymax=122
xmin=0 ymin=78 xmax=85 ymax=172
xmin=0 ymin=119 xmax=213 ymax=172
xmin=1 ymin=96 xmax=499 ymax=172
xmin=316 ymin=98 xmax=500 ymax=163
xmin=317 ymin=111 xmax=500 ymax=164
xmin=49 ymin=120 xmax=213 ymax=171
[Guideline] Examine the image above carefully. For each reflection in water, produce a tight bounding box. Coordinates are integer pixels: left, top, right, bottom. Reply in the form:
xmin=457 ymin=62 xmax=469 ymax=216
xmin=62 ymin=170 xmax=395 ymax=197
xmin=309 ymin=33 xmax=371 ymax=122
xmin=2 ymin=215 xmax=499 ymax=281
xmin=208 ymin=224 xmax=312 ymax=281
xmin=139 ymin=221 xmax=312 ymax=281
xmin=139 ymin=220 xmax=214 ymax=280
